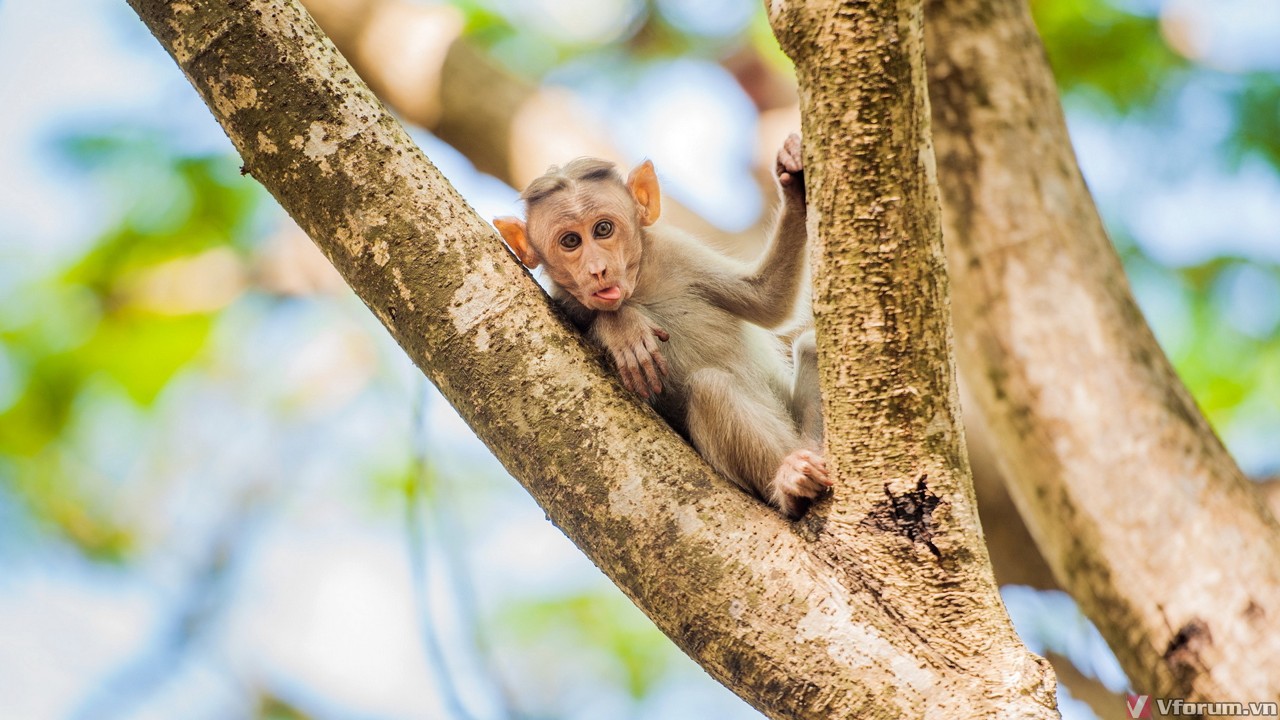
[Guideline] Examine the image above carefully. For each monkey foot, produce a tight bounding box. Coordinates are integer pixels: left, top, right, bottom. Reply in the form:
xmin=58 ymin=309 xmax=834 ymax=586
xmin=770 ymin=448 xmax=831 ymax=519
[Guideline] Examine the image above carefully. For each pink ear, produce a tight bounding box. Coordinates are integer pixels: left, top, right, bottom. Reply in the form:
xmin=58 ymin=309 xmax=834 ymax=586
xmin=626 ymin=160 xmax=662 ymax=226
xmin=493 ymin=217 xmax=540 ymax=269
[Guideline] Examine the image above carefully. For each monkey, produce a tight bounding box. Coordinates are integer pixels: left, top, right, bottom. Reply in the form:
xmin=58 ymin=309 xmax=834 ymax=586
xmin=493 ymin=134 xmax=829 ymax=519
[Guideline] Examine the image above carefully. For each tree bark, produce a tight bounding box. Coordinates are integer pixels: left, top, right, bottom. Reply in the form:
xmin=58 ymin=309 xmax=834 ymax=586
xmin=967 ymin=390 xmax=1059 ymax=590
xmin=925 ymin=0 xmax=1280 ymax=700
xmin=1264 ymin=478 xmax=1280 ymax=518
xmin=128 ymin=0 xmax=1058 ymax=715
xmin=768 ymin=0 xmax=1056 ymax=715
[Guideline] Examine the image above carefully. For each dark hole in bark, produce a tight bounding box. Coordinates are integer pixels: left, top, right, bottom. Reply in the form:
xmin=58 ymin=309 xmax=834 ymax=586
xmin=1163 ymin=617 xmax=1212 ymax=687
xmin=1244 ymin=600 xmax=1266 ymax=624
xmin=864 ymin=473 xmax=943 ymax=559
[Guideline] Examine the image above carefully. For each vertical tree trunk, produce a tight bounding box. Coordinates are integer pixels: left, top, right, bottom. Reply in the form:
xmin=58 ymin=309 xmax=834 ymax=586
xmin=925 ymin=0 xmax=1280 ymax=699
xmin=768 ymin=0 xmax=1058 ymax=715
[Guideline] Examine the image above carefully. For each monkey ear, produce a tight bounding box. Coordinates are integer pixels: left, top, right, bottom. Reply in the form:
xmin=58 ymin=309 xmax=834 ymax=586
xmin=493 ymin=216 xmax=540 ymax=269
xmin=626 ymin=160 xmax=662 ymax=226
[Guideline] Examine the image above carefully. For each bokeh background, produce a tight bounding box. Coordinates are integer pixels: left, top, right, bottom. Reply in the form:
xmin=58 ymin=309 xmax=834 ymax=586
xmin=1 ymin=0 xmax=1277 ymax=718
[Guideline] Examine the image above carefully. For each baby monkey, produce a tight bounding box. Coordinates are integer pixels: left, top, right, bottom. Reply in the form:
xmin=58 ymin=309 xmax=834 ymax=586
xmin=494 ymin=134 xmax=829 ymax=518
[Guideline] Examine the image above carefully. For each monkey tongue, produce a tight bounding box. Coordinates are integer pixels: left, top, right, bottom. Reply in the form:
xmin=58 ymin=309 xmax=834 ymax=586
xmin=593 ymin=286 xmax=623 ymax=302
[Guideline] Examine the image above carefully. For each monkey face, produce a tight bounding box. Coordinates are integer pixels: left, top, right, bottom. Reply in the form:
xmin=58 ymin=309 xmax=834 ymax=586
xmin=494 ymin=158 xmax=661 ymax=313
xmin=524 ymin=185 xmax=645 ymax=312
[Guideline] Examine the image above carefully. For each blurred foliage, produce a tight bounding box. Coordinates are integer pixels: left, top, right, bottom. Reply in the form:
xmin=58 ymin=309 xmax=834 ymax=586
xmin=1031 ymin=0 xmax=1280 ymax=181
xmin=1030 ymin=0 xmax=1188 ymax=111
xmin=498 ymin=590 xmax=677 ymax=701
xmin=256 ymin=694 xmax=312 ymax=720
xmin=1119 ymin=244 xmax=1280 ymax=445
xmin=0 ymin=129 xmax=264 ymax=558
xmin=463 ymin=0 xmax=761 ymax=80
xmin=1230 ymin=73 xmax=1280 ymax=170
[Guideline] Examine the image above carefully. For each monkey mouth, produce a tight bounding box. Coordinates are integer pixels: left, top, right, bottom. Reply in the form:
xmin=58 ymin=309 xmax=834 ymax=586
xmin=592 ymin=286 xmax=623 ymax=303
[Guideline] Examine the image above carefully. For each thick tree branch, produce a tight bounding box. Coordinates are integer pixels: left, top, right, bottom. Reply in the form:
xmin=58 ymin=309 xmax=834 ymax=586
xmin=966 ymin=388 xmax=1059 ymax=590
xmin=925 ymin=0 xmax=1280 ymax=699
xmin=1261 ymin=477 xmax=1280 ymax=518
xmin=768 ymin=0 xmax=1057 ymax=715
xmin=128 ymin=0 xmax=1053 ymax=716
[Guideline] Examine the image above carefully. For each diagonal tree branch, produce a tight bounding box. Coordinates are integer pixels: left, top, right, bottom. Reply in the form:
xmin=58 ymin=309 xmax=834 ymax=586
xmin=128 ymin=0 xmax=1057 ymax=715
xmin=925 ymin=0 xmax=1280 ymax=700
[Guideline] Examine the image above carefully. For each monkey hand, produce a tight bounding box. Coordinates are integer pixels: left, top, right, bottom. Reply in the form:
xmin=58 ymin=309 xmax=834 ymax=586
xmin=775 ymin=132 xmax=805 ymax=201
xmin=593 ymin=307 xmax=670 ymax=400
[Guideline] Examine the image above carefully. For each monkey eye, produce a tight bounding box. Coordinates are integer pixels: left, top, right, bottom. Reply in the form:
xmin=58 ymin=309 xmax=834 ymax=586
xmin=593 ymin=220 xmax=614 ymax=239
xmin=559 ymin=232 xmax=582 ymax=250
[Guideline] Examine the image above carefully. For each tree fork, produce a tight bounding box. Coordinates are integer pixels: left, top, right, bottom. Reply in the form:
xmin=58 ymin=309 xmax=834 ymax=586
xmin=128 ymin=0 xmax=1057 ymax=715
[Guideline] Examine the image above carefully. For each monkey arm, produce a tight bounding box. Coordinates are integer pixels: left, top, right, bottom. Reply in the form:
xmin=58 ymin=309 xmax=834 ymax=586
xmin=548 ymin=279 xmax=668 ymax=398
xmin=699 ymin=197 xmax=809 ymax=329
xmin=591 ymin=304 xmax=670 ymax=399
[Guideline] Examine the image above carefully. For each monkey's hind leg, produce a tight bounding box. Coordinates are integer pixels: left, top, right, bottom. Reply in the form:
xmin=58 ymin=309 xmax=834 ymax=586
xmin=685 ymin=367 xmax=830 ymax=519
xmin=789 ymin=329 xmax=824 ymax=445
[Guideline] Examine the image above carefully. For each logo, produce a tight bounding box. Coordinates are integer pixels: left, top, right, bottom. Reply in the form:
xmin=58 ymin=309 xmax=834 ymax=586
xmin=1127 ymin=694 xmax=1152 ymax=719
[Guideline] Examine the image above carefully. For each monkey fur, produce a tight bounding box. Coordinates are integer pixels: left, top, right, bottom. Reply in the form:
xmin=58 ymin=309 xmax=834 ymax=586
xmin=494 ymin=134 xmax=829 ymax=519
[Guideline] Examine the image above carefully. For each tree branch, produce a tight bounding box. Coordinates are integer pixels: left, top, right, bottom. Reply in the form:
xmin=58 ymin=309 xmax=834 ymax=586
xmin=925 ymin=0 xmax=1280 ymax=699
xmin=768 ymin=0 xmax=1057 ymax=715
xmin=966 ymin=388 xmax=1060 ymax=590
